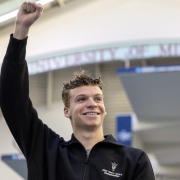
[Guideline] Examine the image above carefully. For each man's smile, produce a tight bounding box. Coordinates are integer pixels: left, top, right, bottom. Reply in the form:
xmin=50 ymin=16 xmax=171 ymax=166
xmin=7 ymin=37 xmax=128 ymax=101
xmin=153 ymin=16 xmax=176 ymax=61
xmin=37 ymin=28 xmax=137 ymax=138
xmin=83 ymin=112 xmax=100 ymax=116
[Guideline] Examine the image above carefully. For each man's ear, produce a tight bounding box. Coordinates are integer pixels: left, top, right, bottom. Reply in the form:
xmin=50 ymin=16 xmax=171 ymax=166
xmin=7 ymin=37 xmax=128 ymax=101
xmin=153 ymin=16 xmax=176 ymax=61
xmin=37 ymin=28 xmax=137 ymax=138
xmin=64 ymin=107 xmax=70 ymax=118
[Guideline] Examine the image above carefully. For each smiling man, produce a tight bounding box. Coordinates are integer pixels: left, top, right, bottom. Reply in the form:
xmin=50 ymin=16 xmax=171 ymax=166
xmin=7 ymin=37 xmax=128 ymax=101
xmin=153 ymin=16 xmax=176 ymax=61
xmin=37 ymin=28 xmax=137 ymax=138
xmin=0 ymin=2 xmax=155 ymax=180
xmin=63 ymin=73 xmax=107 ymax=151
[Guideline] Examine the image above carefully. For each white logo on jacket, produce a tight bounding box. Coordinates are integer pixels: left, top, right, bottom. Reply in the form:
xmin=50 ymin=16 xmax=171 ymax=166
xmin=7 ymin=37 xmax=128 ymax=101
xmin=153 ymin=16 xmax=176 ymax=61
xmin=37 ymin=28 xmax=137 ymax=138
xmin=111 ymin=162 xmax=118 ymax=171
xmin=102 ymin=162 xmax=122 ymax=178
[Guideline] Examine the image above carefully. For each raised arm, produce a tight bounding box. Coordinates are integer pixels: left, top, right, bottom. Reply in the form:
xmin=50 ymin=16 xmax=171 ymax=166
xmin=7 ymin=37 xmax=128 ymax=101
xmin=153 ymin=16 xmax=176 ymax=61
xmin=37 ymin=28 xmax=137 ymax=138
xmin=0 ymin=2 xmax=44 ymax=160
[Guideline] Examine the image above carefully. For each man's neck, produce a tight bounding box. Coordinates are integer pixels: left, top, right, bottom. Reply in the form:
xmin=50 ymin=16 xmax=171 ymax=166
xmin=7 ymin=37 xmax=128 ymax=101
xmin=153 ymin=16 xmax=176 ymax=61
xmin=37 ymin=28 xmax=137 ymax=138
xmin=73 ymin=128 xmax=104 ymax=150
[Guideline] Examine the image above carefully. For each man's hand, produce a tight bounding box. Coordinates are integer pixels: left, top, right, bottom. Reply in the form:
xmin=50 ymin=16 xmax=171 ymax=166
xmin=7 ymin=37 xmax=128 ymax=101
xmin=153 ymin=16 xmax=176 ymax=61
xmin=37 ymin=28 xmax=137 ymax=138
xmin=13 ymin=2 xmax=43 ymax=40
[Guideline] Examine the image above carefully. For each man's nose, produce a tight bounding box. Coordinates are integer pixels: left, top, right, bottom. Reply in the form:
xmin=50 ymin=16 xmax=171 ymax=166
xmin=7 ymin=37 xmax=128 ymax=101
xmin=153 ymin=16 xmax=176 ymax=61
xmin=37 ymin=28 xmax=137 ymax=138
xmin=86 ymin=98 xmax=97 ymax=108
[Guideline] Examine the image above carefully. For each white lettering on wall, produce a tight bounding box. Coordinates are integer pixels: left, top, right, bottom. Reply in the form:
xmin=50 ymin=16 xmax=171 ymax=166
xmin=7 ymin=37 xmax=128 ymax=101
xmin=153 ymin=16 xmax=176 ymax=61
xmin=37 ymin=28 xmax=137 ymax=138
xmin=26 ymin=43 xmax=180 ymax=75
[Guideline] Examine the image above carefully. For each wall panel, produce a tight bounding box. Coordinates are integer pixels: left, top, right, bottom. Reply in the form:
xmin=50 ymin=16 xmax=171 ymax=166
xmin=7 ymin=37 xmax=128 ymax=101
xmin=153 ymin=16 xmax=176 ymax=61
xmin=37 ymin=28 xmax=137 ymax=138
xmin=101 ymin=61 xmax=133 ymax=136
xmin=29 ymin=72 xmax=47 ymax=108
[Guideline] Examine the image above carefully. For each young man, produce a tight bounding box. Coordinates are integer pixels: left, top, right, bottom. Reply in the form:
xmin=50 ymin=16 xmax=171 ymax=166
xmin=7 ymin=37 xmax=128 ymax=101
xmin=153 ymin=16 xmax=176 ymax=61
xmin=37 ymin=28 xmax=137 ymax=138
xmin=0 ymin=2 xmax=155 ymax=180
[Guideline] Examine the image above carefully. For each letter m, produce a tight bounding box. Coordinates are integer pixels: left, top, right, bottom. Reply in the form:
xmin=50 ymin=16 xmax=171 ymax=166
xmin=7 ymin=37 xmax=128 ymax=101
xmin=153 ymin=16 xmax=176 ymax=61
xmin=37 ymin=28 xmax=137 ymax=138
xmin=160 ymin=44 xmax=172 ymax=56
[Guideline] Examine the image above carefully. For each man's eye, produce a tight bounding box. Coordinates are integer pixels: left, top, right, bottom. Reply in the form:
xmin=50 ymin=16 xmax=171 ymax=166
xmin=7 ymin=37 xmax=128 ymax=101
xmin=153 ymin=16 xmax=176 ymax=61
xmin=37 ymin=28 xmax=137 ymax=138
xmin=95 ymin=97 xmax=102 ymax=102
xmin=77 ymin=98 xmax=85 ymax=102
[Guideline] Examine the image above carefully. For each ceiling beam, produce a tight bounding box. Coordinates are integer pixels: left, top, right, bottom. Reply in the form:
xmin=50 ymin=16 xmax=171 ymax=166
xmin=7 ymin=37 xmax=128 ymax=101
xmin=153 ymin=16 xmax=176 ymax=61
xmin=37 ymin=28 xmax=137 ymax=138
xmin=56 ymin=0 xmax=65 ymax=7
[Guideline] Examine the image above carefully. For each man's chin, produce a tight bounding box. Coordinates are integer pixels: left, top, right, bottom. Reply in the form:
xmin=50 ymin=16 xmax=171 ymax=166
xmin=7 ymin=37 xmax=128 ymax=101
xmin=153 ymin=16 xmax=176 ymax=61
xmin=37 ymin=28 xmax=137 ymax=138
xmin=84 ymin=122 xmax=102 ymax=130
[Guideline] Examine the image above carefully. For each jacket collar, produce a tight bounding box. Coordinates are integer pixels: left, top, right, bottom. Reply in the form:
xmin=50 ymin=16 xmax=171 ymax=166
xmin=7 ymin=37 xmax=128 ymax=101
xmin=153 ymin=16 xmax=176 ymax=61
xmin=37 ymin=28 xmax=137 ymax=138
xmin=61 ymin=134 xmax=123 ymax=147
xmin=102 ymin=134 xmax=123 ymax=146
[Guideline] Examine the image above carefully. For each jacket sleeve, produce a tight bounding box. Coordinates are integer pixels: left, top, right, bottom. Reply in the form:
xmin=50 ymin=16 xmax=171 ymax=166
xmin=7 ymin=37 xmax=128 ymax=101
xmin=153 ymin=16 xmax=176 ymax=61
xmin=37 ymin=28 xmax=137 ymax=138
xmin=0 ymin=34 xmax=48 ymax=161
xmin=132 ymin=151 xmax=155 ymax=180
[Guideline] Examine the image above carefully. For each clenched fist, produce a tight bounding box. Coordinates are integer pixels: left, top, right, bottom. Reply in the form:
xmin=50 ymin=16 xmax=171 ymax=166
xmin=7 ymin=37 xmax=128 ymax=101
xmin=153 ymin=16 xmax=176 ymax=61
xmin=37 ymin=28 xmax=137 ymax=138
xmin=13 ymin=2 xmax=43 ymax=40
xmin=16 ymin=2 xmax=43 ymax=27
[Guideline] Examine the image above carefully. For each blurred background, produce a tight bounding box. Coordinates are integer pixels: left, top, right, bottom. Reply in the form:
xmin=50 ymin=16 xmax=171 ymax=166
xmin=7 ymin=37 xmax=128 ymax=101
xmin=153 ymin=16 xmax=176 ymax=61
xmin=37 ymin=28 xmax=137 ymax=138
xmin=1 ymin=0 xmax=180 ymax=179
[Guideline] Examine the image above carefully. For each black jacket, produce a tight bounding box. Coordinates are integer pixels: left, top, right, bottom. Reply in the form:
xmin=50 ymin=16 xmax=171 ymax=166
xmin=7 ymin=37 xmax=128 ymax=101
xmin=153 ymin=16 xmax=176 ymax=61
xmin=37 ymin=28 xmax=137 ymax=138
xmin=0 ymin=35 xmax=155 ymax=180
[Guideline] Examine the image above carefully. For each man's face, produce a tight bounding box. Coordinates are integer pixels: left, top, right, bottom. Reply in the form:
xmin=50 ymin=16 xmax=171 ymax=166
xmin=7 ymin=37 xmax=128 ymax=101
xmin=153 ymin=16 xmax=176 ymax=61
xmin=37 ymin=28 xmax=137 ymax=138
xmin=64 ymin=85 xmax=107 ymax=130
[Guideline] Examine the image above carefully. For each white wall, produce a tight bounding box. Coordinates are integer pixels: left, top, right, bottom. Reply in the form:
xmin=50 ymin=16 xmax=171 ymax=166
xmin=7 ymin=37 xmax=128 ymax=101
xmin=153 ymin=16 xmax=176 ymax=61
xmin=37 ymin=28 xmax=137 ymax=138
xmin=0 ymin=118 xmax=23 ymax=180
xmin=1 ymin=0 xmax=180 ymax=64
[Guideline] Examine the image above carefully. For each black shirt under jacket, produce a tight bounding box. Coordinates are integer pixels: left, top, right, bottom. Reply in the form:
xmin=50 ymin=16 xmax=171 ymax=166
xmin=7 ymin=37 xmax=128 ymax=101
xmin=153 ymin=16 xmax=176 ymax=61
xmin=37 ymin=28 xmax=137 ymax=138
xmin=0 ymin=34 xmax=155 ymax=180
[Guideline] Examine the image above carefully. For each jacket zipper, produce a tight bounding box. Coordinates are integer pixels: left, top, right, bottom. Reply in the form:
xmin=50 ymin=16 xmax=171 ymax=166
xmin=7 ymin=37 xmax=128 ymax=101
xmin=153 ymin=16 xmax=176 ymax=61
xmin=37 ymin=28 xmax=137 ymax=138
xmin=82 ymin=157 xmax=89 ymax=180
xmin=82 ymin=142 xmax=103 ymax=180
